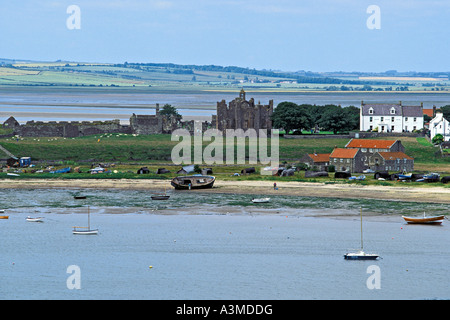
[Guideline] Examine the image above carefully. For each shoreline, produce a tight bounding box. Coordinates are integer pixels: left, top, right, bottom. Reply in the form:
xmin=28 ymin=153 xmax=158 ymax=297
xmin=1 ymin=178 xmax=449 ymax=204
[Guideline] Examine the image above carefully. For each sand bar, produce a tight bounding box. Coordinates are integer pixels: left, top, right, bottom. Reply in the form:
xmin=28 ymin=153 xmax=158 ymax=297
xmin=1 ymin=178 xmax=449 ymax=204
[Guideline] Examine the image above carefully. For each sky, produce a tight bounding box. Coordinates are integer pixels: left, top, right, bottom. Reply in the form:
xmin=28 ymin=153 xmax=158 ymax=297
xmin=1 ymin=0 xmax=449 ymax=72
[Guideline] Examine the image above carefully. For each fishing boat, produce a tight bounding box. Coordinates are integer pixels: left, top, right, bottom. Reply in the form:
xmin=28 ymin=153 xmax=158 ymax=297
xmin=402 ymin=213 xmax=445 ymax=225
xmin=252 ymin=198 xmax=271 ymax=203
xmin=344 ymin=207 xmax=379 ymax=260
xmin=72 ymin=206 xmax=98 ymax=235
xmin=151 ymin=188 xmax=170 ymax=200
xmin=171 ymin=175 xmax=215 ymax=190
xmin=26 ymin=216 xmax=44 ymax=222
xmin=0 ymin=216 xmax=9 ymax=219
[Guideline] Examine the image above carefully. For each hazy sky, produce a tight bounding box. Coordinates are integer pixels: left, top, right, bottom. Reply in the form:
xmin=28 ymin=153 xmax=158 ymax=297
xmin=1 ymin=0 xmax=449 ymax=72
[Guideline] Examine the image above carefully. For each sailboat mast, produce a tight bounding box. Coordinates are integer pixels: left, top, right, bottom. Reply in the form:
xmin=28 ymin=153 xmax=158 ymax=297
xmin=88 ymin=205 xmax=90 ymax=229
xmin=360 ymin=206 xmax=363 ymax=251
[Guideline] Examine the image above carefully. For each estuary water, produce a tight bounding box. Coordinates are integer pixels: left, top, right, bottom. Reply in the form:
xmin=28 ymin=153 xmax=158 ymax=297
xmin=1 ymin=91 xmax=449 ymax=124
xmin=0 ymin=188 xmax=449 ymax=300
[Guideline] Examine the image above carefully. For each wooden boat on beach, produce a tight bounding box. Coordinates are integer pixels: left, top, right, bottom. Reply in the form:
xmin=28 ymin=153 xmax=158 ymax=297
xmin=171 ymin=175 xmax=215 ymax=190
xmin=402 ymin=213 xmax=445 ymax=225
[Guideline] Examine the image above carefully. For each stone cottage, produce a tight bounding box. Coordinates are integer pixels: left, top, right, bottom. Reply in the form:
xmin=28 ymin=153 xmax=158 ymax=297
xmin=372 ymin=151 xmax=414 ymax=172
xmin=301 ymin=153 xmax=330 ymax=171
xmin=329 ymin=148 xmax=364 ymax=173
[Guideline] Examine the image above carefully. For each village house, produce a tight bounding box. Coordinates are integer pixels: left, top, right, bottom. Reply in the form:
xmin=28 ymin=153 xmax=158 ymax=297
xmin=429 ymin=112 xmax=450 ymax=142
xmin=345 ymin=138 xmax=406 ymax=169
xmin=372 ymin=151 xmax=414 ymax=173
xmin=301 ymin=153 xmax=330 ymax=171
xmin=360 ymin=101 xmax=424 ymax=133
xmin=329 ymin=148 xmax=364 ymax=173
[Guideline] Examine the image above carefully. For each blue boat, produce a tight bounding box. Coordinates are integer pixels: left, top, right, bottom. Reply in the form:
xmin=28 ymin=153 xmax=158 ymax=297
xmin=51 ymin=167 xmax=71 ymax=174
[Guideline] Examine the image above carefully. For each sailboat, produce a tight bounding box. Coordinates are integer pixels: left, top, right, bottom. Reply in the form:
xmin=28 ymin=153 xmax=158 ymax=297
xmin=72 ymin=206 xmax=98 ymax=235
xmin=344 ymin=207 xmax=379 ymax=260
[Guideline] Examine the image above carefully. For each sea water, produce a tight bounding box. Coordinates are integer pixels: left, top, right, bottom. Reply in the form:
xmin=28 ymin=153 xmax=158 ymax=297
xmin=0 ymin=188 xmax=449 ymax=300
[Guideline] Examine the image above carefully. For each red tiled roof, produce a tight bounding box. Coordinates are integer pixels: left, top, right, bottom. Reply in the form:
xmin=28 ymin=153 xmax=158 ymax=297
xmin=346 ymin=139 xmax=397 ymax=149
xmin=330 ymin=148 xmax=359 ymax=159
xmin=378 ymin=152 xmax=413 ymax=160
xmin=423 ymin=109 xmax=434 ymax=117
xmin=307 ymin=153 xmax=330 ymax=163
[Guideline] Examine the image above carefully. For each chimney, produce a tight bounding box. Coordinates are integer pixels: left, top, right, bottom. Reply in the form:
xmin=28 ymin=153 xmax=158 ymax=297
xmin=155 ymin=103 xmax=160 ymax=116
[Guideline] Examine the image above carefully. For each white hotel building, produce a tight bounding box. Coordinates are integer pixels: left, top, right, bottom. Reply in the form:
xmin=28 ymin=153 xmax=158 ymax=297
xmin=360 ymin=101 xmax=424 ymax=133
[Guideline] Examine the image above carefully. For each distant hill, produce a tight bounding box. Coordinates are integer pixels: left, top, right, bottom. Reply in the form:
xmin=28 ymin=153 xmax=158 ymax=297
xmin=0 ymin=58 xmax=449 ymax=92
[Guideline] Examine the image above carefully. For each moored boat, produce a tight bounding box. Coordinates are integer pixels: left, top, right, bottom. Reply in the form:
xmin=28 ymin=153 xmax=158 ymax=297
xmin=402 ymin=213 xmax=445 ymax=225
xmin=344 ymin=207 xmax=379 ymax=260
xmin=171 ymin=175 xmax=215 ymax=190
xmin=252 ymin=198 xmax=271 ymax=203
xmin=344 ymin=251 xmax=379 ymax=260
xmin=0 ymin=216 xmax=9 ymax=219
xmin=73 ymin=206 xmax=98 ymax=235
xmin=26 ymin=216 xmax=44 ymax=222
xmin=151 ymin=195 xmax=170 ymax=200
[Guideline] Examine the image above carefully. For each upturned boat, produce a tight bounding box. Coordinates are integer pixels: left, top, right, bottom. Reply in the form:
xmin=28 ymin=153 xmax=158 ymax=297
xmin=252 ymin=198 xmax=271 ymax=203
xmin=402 ymin=213 xmax=445 ymax=225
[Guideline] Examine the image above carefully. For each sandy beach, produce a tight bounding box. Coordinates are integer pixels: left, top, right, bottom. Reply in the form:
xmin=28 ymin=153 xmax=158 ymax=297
xmin=1 ymin=178 xmax=449 ymax=204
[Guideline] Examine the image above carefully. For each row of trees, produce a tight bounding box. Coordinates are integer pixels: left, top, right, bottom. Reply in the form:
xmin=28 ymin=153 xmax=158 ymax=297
xmin=271 ymin=102 xmax=360 ymax=134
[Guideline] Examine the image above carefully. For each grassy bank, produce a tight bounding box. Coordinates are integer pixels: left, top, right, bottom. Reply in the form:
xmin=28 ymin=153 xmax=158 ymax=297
xmin=1 ymin=133 xmax=449 ymax=186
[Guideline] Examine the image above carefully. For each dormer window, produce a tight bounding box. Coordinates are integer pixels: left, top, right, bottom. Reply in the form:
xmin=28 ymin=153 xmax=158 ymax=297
xmin=368 ymin=107 xmax=374 ymax=115
xmin=390 ymin=107 xmax=396 ymax=114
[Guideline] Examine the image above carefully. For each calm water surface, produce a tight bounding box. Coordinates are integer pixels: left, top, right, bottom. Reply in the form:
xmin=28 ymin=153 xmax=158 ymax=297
xmin=0 ymin=189 xmax=448 ymax=300
xmin=1 ymin=91 xmax=449 ymax=123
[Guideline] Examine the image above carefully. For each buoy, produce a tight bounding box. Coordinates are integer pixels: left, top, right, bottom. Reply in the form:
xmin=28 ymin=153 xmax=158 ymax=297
xmin=149 ymin=266 xmax=153 ymax=269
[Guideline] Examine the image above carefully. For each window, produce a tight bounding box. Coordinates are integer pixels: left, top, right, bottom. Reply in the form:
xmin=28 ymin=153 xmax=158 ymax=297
xmin=369 ymin=117 xmax=373 ymax=122
xmin=391 ymin=117 xmax=395 ymax=122
xmin=381 ymin=117 xmax=384 ymax=122
xmin=390 ymin=107 xmax=396 ymax=114
xmin=405 ymin=117 xmax=408 ymax=121
xmin=391 ymin=126 xmax=395 ymax=132
xmin=369 ymin=108 xmax=374 ymax=114
xmin=413 ymin=117 xmax=417 ymax=122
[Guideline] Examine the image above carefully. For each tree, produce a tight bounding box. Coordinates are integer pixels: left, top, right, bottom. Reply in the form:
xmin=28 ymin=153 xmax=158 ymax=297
xmin=439 ymin=105 xmax=450 ymax=121
xmin=317 ymin=105 xmax=348 ymax=134
xmin=432 ymin=134 xmax=444 ymax=145
xmin=159 ymin=104 xmax=182 ymax=121
xmin=271 ymin=102 xmax=311 ymax=134
xmin=342 ymin=105 xmax=360 ymax=131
